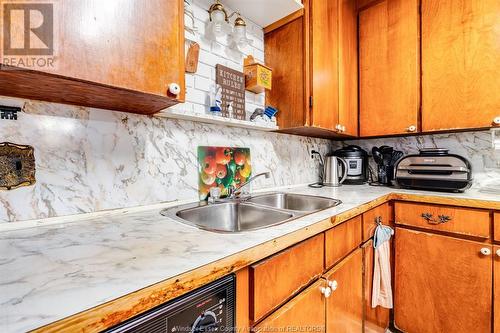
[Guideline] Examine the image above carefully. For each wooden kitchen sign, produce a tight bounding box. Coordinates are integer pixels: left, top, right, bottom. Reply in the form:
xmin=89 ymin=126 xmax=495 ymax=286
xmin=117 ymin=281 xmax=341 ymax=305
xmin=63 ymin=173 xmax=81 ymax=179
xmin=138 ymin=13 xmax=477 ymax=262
xmin=215 ymin=64 xmax=246 ymax=120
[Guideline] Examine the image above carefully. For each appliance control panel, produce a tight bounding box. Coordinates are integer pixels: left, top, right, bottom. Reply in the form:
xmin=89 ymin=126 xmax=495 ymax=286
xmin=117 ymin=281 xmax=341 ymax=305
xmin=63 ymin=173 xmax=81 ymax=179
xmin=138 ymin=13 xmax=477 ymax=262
xmin=106 ymin=275 xmax=235 ymax=333
xmin=346 ymin=158 xmax=363 ymax=176
xmin=168 ymin=289 xmax=231 ymax=332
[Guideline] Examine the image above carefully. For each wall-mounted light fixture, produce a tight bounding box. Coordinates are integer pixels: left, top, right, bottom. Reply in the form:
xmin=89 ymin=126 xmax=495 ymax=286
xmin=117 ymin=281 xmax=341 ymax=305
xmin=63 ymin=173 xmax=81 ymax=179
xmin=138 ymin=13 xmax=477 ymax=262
xmin=207 ymin=0 xmax=252 ymax=50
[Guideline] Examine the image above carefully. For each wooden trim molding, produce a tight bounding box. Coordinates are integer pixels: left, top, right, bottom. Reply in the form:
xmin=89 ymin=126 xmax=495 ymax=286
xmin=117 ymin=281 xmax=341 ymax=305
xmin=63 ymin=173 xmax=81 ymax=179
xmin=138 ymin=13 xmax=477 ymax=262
xmin=264 ymin=9 xmax=305 ymax=34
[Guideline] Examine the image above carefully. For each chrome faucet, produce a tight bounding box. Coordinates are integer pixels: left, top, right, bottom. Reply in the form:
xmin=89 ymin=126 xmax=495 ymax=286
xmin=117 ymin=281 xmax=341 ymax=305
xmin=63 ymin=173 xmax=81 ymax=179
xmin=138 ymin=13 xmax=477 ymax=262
xmin=227 ymin=172 xmax=271 ymax=199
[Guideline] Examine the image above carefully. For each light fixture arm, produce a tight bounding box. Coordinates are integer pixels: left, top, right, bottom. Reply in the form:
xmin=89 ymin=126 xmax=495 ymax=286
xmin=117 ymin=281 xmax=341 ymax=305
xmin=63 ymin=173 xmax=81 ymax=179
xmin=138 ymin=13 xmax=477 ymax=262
xmin=208 ymin=0 xmax=228 ymax=22
xmin=207 ymin=1 xmax=246 ymax=26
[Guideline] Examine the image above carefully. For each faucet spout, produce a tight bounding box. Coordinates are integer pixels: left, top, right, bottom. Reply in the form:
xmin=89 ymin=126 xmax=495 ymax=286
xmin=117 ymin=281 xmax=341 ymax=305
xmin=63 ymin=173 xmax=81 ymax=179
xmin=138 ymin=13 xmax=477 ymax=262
xmin=229 ymin=171 xmax=271 ymax=198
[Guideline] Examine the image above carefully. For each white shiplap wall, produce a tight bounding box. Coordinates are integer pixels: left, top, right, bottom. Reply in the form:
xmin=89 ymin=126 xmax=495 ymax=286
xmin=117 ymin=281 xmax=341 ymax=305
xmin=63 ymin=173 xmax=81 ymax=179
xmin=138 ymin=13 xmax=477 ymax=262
xmin=169 ymin=0 xmax=266 ymax=118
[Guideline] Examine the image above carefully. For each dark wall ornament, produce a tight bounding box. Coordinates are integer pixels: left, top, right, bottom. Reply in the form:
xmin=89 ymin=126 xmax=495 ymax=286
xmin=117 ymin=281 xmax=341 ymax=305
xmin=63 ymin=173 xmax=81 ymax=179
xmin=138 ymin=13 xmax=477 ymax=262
xmin=0 ymin=105 xmax=21 ymax=120
xmin=0 ymin=142 xmax=36 ymax=190
xmin=215 ymin=64 xmax=246 ymax=120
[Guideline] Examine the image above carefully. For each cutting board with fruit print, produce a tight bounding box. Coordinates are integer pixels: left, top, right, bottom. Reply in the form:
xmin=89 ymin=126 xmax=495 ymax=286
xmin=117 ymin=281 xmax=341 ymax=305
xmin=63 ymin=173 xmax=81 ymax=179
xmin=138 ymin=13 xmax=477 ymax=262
xmin=198 ymin=146 xmax=251 ymax=200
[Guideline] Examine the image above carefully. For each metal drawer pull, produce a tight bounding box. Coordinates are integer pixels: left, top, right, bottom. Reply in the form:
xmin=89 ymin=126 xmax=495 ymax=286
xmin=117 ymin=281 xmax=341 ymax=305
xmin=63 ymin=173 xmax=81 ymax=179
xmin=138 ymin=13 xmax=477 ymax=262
xmin=438 ymin=215 xmax=452 ymax=223
xmin=421 ymin=213 xmax=452 ymax=225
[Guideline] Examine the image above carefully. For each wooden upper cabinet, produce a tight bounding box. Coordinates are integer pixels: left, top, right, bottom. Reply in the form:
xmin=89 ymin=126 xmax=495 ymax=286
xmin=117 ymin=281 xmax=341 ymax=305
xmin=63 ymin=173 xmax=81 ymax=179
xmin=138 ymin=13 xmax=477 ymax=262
xmin=265 ymin=15 xmax=308 ymax=129
xmin=265 ymin=0 xmax=358 ymax=138
xmin=395 ymin=228 xmax=492 ymax=333
xmin=359 ymin=0 xmax=420 ymax=137
xmin=0 ymin=0 xmax=184 ymax=114
xmin=310 ymin=0 xmax=339 ymax=131
xmin=338 ymin=0 xmax=359 ymax=136
xmin=421 ymin=0 xmax=500 ymax=131
xmin=323 ymin=249 xmax=363 ymax=333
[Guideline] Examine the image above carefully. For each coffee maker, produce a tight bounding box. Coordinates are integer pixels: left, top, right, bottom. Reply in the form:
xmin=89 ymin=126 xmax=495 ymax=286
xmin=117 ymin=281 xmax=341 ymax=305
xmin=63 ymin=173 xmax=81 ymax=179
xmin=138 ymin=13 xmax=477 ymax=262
xmin=333 ymin=145 xmax=369 ymax=184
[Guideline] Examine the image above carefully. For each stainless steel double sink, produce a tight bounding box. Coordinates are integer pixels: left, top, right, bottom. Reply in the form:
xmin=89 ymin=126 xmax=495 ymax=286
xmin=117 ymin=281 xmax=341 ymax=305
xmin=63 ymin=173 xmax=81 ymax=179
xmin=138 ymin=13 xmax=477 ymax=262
xmin=160 ymin=193 xmax=341 ymax=233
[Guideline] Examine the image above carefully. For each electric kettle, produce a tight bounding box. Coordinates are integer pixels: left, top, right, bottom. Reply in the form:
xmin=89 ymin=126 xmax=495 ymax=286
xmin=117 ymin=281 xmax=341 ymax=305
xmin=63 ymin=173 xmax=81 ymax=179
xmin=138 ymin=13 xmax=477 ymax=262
xmin=323 ymin=155 xmax=348 ymax=187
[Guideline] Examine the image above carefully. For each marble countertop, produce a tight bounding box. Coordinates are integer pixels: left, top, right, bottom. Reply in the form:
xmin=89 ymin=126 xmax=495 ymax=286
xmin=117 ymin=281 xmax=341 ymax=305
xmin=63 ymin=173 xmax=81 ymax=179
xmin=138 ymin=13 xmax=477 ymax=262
xmin=1 ymin=185 xmax=499 ymax=332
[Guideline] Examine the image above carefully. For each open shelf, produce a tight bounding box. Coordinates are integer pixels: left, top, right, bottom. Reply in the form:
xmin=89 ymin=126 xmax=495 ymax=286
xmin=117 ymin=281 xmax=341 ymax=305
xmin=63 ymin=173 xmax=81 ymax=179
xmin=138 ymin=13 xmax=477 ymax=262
xmin=156 ymin=108 xmax=279 ymax=131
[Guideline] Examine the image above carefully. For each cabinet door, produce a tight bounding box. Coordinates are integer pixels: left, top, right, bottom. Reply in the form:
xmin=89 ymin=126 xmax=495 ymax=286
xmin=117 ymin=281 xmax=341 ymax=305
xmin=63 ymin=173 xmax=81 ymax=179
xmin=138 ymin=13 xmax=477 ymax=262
xmin=45 ymin=0 xmax=184 ymax=98
xmin=422 ymin=0 xmax=500 ymax=131
xmin=338 ymin=0 xmax=358 ymax=136
xmin=359 ymin=0 xmax=420 ymax=136
xmin=325 ymin=216 xmax=362 ymax=269
xmin=362 ymin=203 xmax=392 ymax=243
xmin=265 ymin=15 xmax=308 ymax=129
xmin=495 ymin=246 xmax=500 ymax=333
xmin=494 ymin=213 xmax=500 ymax=242
xmin=310 ymin=0 xmax=339 ymax=130
xmin=395 ymin=228 xmax=492 ymax=333
xmin=250 ymin=234 xmax=324 ymax=322
xmin=253 ymin=279 xmax=327 ymax=333
xmin=362 ymin=241 xmax=390 ymax=333
xmin=323 ymin=249 xmax=363 ymax=333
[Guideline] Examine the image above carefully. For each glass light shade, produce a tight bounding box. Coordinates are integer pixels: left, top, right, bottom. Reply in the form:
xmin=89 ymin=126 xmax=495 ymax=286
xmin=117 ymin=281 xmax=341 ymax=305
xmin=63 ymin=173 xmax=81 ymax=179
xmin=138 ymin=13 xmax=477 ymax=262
xmin=232 ymin=24 xmax=251 ymax=49
xmin=209 ymin=9 xmax=228 ymax=38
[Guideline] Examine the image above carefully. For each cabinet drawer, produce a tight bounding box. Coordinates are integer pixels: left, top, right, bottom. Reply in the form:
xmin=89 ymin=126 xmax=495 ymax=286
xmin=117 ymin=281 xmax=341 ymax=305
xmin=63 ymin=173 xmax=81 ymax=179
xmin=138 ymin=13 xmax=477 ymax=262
xmin=250 ymin=234 xmax=324 ymax=322
xmin=494 ymin=213 xmax=500 ymax=242
xmin=362 ymin=203 xmax=391 ymax=242
xmin=395 ymin=202 xmax=490 ymax=238
xmin=325 ymin=216 xmax=362 ymax=269
xmin=253 ymin=279 xmax=326 ymax=332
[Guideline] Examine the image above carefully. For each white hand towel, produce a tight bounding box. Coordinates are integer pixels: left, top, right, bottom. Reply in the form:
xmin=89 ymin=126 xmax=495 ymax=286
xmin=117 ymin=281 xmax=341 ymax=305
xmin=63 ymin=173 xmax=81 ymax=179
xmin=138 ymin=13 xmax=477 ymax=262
xmin=372 ymin=240 xmax=393 ymax=309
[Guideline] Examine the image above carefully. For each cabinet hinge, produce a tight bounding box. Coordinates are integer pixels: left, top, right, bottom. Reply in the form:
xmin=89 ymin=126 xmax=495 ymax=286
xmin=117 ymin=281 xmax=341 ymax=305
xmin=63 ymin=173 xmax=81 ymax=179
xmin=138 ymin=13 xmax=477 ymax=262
xmin=309 ymin=96 xmax=313 ymax=108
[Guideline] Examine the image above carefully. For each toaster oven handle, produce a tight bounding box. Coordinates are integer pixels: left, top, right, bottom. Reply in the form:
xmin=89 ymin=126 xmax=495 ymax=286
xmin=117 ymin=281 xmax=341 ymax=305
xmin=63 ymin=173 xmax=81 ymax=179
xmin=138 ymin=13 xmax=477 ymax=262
xmin=398 ymin=166 xmax=468 ymax=172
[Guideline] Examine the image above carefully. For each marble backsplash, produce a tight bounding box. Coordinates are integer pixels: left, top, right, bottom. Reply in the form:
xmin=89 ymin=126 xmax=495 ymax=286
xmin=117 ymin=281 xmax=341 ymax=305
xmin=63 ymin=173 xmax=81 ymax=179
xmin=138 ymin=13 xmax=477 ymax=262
xmin=334 ymin=131 xmax=500 ymax=189
xmin=0 ymin=97 xmax=330 ymax=223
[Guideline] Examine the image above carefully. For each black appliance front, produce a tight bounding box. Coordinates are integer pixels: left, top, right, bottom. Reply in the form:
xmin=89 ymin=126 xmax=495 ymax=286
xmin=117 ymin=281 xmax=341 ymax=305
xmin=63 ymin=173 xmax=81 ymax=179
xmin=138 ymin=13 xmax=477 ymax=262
xmin=105 ymin=275 xmax=235 ymax=333
xmin=334 ymin=145 xmax=368 ymax=184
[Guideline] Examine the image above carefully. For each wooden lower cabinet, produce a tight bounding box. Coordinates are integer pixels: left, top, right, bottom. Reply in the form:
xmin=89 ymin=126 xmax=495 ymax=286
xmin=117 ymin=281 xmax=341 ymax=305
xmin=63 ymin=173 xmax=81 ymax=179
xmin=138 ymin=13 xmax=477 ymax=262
xmin=394 ymin=201 xmax=491 ymax=238
xmin=253 ymin=279 xmax=327 ymax=333
xmin=362 ymin=203 xmax=392 ymax=243
xmin=325 ymin=216 xmax=362 ymax=268
xmin=250 ymin=234 xmax=324 ymax=322
xmin=323 ymin=248 xmax=363 ymax=333
xmin=362 ymin=240 xmax=390 ymax=333
xmin=394 ymin=228 xmax=492 ymax=333
xmin=495 ymin=246 xmax=500 ymax=333
xmin=494 ymin=212 xmax=500 ymax=241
